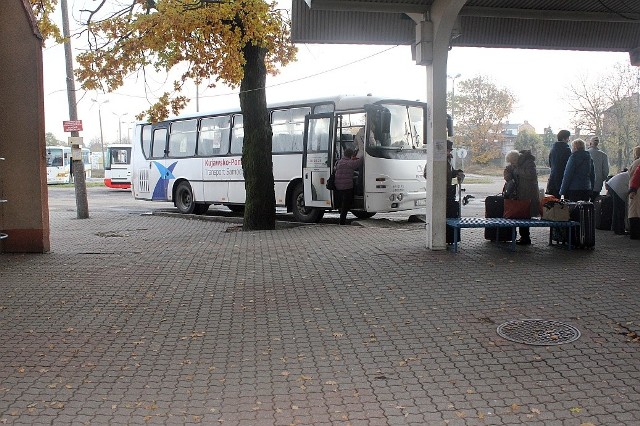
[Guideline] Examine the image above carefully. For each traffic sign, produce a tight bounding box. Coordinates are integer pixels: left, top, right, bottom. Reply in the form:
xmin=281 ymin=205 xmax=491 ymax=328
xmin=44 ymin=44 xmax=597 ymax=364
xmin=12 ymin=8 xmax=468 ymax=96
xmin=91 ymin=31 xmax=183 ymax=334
xmin=63 ymin=120 xmax=83 ymax=132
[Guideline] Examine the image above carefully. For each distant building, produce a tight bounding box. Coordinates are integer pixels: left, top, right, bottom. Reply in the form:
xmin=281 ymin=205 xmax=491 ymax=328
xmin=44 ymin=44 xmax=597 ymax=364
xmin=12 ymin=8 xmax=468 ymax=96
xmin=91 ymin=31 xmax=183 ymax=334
xmin=500 ymin=120 xmax=537 ymax=155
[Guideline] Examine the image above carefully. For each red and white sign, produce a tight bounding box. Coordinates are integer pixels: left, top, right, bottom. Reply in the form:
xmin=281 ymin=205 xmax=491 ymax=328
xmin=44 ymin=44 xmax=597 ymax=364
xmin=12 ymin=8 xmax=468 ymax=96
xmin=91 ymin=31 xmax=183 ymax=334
xmin=63 ymin=120 xmax=83 ymax=132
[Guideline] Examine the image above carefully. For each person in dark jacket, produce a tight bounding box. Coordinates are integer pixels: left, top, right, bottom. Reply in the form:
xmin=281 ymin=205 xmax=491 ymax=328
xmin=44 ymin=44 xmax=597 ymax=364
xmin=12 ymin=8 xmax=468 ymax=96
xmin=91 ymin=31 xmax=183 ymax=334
xmin=334 ymin=148 xmax=363 ymax=225
xmin=504 ymin=149 xmax=539 ymax=245
xmin=546 ymin=129 xmax=571 ymax=197
xmin=559 ymin=138 xmax=595 ymax=202
xmin=446 ymin=140 xmax=464 ymax=201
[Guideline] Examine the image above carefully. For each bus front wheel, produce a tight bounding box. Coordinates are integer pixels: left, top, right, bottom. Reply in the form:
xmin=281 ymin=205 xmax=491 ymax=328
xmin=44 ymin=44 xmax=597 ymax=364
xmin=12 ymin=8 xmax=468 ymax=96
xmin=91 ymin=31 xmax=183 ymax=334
xmin=292 ymin=183 xmax=324 ymax=223
xmin=175 ymin=181 xmax=197 ymax=214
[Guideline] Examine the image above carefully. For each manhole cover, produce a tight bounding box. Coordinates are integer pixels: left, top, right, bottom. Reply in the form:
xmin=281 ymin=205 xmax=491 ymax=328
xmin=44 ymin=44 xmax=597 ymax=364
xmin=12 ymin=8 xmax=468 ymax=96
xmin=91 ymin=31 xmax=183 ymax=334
xmin=497 ymin=319 xmax=580 ymax=346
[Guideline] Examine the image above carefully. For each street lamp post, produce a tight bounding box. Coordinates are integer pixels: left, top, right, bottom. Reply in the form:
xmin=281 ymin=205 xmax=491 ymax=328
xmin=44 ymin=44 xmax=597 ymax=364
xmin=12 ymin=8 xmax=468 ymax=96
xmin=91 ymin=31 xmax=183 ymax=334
xmin=447 ymin=73 xmax=461 ymax=129
xmin=112 ymin=112 xmax=128 ymax=143
xmin=447 ymin=73 xmax=461 ymax=167
xmin=92 ymin=99 xmax=109 ymax=172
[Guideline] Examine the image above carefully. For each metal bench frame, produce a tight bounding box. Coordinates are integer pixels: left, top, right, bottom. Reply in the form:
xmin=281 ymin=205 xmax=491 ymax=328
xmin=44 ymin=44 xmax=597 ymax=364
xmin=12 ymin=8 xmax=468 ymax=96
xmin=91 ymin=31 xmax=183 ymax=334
xmin=445 ymin=217 xmax=580 ymax=252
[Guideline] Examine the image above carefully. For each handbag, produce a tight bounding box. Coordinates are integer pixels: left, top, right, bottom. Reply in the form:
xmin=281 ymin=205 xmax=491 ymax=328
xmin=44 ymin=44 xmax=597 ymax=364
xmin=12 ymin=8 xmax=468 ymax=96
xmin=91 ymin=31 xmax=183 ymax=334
xmin=503 ymin=198 xmax=531 ymax=219
xmin=542 ymin=200 xmax=570 ymax=221
xmin=326 ymin=172 xmax=336 ymax=190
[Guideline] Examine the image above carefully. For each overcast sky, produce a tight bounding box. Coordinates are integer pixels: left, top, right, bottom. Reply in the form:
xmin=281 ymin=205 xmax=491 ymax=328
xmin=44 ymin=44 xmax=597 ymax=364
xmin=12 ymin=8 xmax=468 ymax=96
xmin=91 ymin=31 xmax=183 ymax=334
xmin=41 ymin=2 xmax=630 ymax=145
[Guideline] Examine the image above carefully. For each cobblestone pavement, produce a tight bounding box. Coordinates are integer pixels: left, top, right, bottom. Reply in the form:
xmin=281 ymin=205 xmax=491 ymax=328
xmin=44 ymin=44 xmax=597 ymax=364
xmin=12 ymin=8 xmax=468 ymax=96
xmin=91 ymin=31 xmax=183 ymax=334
xmin=1 ymin=208 xmax=639 ymax=425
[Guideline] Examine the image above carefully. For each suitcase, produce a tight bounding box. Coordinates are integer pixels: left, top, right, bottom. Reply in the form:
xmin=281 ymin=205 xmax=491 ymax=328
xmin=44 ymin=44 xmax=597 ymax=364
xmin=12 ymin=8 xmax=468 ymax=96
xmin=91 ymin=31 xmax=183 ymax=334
xmin=551 ymin=201 xmax=595 ymax=248
xmin=594 ymin=195 xmax=612 ymax=230
xmin=484 ymin=195 xmax=512 ymax=241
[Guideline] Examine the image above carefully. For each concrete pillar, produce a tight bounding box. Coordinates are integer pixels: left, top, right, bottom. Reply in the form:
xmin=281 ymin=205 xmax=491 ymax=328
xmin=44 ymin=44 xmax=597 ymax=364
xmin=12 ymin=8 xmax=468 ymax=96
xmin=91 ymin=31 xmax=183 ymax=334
xmin=411 ymin=0 xmax=466 ymax=250
xmin=0 ymin=1 xmax=50 ymax=253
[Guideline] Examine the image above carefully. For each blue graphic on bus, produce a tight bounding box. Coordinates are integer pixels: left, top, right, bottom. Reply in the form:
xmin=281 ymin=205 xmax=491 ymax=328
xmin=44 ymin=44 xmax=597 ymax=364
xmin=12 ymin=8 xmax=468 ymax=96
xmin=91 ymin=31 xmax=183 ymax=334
xmin=152 ymin=161 xmax=177 ymax=200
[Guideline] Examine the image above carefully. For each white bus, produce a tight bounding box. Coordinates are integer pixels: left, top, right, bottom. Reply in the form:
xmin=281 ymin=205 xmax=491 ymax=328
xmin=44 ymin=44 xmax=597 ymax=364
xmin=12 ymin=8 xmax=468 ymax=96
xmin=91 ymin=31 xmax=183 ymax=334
xmin=46 ymin=145 xmax=92 ymax=184
xmin=104 ymin=144 xmax=132 ymax=189
xmin=131 ymin=95 xmax=428 ymax=222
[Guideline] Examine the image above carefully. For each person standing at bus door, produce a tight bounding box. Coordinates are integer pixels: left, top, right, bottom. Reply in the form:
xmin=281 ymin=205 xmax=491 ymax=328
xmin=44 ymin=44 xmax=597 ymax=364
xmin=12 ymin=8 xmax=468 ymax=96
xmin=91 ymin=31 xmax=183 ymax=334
xmin=334 ymin=148 xmax=364 ymax=225
xmin=559 ymin=138 xmax=595 ymax=202
xmin=587 ymin=136 xmax=609 ymax=201
xmin=354 ymin=122 xmax=377 ymax=152
xmin=546 ymin=129 xmax=571 ymax=198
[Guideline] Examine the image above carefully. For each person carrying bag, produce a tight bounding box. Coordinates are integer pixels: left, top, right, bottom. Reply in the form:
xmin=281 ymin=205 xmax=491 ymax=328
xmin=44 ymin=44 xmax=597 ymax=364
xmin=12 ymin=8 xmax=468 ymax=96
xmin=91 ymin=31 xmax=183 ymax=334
xmin=502 ymin=150 xmax=540 ymax=245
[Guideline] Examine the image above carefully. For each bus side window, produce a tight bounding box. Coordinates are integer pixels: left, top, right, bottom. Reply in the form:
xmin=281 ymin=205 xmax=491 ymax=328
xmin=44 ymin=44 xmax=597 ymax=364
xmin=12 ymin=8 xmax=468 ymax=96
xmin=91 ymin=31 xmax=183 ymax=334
xmin=152 ymin=128 xmax=168 ymax=158
xmin=141 ymin=125 xmax=152 ymax=159
xmin=273 ymin=133 xmax=292 ymax=153
xmin=169 ymin=119 xmax=197 ymax=158
xmin=230 ymin=115 xmax=243 ymax=155
xmin=230 ymin=136 xmax=243 ymax=154
xmin=199 ymin=138 xmax=214 ymax=156
xmin=291 ymin=134 xmax=303 ymax=152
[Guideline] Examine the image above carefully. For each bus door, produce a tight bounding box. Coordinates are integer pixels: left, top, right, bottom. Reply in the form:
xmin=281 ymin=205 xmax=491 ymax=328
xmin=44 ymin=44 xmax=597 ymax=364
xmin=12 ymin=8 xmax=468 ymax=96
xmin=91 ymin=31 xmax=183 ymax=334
xmin=302 ymin=113 xmax=334 ymax=208
xmin=149 ymin=125 xmax=171 ymax=201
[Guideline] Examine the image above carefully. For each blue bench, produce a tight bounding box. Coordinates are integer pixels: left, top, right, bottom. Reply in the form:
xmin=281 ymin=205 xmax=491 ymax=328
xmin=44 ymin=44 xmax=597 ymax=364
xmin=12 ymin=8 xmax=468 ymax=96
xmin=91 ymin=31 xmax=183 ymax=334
xmin=445 ymin=217 xmax=580 ymax=252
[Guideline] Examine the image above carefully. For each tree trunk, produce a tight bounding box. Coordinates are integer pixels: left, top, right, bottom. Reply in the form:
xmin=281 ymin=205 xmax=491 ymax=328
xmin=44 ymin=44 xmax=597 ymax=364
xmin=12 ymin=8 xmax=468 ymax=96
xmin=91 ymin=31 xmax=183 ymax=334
xmin=239 ymin=42 xmax=276 ymax=230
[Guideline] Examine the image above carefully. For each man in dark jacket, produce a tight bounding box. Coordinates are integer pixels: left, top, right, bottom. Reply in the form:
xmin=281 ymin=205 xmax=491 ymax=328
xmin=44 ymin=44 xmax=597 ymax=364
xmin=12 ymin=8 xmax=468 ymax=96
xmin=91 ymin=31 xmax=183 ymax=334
xmin=546 ymin=129 xmax=571 ymax=197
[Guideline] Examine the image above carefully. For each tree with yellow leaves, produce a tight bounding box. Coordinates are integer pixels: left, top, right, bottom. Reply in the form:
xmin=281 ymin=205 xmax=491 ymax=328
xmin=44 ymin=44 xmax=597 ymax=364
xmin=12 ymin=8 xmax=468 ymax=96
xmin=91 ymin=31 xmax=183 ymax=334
xmin=30 ymin=0 xmax=63 ymax=43
xmin=74 ymin=0 xmax=297 ymax=230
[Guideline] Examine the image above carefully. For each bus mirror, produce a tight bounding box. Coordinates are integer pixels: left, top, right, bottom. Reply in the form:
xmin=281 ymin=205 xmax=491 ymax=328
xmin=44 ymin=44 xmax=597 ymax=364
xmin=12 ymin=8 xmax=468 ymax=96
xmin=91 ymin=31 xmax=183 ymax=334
xmin=447 ymin=114 xmax=453 ymax=137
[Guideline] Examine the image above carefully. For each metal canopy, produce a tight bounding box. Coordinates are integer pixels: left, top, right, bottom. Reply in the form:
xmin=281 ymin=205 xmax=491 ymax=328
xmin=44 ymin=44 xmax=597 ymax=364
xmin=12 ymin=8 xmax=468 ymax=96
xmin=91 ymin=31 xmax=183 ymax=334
xmin=293 ymin=0 xmax=640 ymax=55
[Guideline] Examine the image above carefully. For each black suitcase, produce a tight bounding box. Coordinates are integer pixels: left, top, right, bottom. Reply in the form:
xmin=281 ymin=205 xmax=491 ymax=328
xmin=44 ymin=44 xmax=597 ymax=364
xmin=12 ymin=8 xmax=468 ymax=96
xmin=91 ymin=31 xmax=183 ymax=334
xmin=484 ymin=195 xmax=512 ymax=241
xmin=551 ymin=201 xmax=595 ymax=248
xmin=594 ymin=195 xmax=612 ymax=230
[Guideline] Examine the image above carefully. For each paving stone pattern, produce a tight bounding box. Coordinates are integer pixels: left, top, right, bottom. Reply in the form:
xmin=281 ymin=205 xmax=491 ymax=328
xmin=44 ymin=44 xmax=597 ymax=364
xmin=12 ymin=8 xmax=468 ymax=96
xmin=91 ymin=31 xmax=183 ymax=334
xmin=0 ymin=209 xmax=639 ymax=425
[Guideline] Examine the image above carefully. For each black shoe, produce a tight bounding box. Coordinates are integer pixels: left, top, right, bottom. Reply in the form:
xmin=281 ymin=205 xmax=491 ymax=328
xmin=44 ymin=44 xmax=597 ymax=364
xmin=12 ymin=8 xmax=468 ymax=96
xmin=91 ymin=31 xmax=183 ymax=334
xmin=516 ymin=239 xmax=532 ymax=245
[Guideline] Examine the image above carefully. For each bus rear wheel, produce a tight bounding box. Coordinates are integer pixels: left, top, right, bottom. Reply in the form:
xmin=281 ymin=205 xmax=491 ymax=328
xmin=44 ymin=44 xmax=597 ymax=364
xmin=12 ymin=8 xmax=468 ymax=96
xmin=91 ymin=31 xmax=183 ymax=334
xmin=351 ymin=210 xmax=376 ymax=219
xmin=175 ymin=181 xmax=197 ymax=214
xmin=292 ymin=183 xmax=324 ymax=223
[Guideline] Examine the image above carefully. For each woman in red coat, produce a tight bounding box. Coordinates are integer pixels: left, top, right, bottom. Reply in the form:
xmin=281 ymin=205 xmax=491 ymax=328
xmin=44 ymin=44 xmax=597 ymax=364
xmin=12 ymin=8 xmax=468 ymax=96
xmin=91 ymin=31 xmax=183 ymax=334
xmin=334 ymin=148 xmax=363 ymax=225
xmin=628 ymin=163 xmax=640 ymax=239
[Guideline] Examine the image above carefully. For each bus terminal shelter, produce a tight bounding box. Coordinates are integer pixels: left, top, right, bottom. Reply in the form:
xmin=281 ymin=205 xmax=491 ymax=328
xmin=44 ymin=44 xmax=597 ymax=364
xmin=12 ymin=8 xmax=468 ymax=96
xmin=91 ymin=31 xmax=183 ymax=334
xmin=291 ymin=0 xmax=640 ymax=250
xmin=0 ymin=0 xmax=639 ymax=252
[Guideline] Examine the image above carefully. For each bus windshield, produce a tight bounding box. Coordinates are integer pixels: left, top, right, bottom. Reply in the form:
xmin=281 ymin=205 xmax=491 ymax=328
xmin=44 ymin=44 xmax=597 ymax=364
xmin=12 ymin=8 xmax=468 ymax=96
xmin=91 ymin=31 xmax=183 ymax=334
xmin=366 ymin=104 xmax=426 ymax=160
xmin=46 ymin=148 xmax=64 ymax=167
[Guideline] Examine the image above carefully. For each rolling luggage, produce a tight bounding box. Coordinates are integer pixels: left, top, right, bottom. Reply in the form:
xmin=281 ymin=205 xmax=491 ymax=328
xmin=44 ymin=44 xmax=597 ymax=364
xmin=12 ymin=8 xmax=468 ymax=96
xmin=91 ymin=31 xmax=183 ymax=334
xmin=484 ymin=195 xmax=512 ymax=241
xmin=551 ymin=201 xmax=595 ymax=248
xmin=594 ymin=195 xmax=612 ymax=230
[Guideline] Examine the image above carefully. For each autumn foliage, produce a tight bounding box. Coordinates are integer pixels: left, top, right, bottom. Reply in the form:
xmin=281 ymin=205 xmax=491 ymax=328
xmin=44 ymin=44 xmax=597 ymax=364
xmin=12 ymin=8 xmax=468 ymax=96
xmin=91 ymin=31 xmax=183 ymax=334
xmin=30 ymin=0 xmax=63 ymax=43
xmin=74 ymin=0 xmax=297 ymax=123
